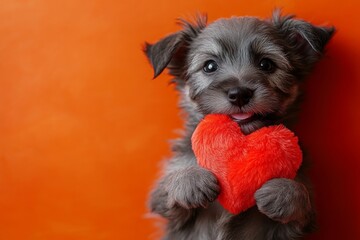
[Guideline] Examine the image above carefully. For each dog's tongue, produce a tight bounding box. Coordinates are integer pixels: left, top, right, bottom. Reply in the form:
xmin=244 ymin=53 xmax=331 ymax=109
xmin=231 ymin=112 xmax=253 ymax=121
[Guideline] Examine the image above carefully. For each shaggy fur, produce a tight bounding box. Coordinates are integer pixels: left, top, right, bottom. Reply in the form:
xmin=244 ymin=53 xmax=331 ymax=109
xmin=192 ymin=114 xmax=302 ymax=215
xmin=144 ymin=11 xmax=334 ymax=240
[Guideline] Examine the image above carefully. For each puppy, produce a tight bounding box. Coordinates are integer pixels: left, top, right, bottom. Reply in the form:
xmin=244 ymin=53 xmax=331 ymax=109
xmin=144 ymin=11 xmax=334 ymax=240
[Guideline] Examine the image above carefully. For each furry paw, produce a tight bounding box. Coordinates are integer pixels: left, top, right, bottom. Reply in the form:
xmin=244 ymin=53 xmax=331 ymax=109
xmin=254 ymin=178 xmax=311 ymax=224
xmin=166 ymin=166 xmax=220 ymax=209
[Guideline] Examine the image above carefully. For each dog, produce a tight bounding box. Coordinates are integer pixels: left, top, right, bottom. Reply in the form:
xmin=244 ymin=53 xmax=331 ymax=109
xmin=144 ymin=10 xmax=334 ymax=240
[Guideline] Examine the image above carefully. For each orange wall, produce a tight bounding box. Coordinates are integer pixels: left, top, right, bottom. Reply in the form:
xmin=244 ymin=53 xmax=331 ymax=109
xmin=0 ymin=0 xmax=359 ymax=239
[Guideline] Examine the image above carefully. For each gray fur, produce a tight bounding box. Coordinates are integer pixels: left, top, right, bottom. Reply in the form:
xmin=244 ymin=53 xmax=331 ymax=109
xmin=254 ymin=178 xmax=312 ymax=225
xmin=144 ymin=11 xmax=334 ymax=240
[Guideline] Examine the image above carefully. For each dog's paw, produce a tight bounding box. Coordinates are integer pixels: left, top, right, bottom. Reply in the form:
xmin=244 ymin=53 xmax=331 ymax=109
xmin=254 ymin=178 xmax=311 ymax=224
xmin=166 ymin=166 xmax=220 ymax=209
xmin=149 ymin=183 xmax=196 ymax=228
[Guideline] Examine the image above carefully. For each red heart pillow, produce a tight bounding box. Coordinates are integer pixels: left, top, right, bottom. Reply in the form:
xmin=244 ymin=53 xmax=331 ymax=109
xmin=191 ymin=114 xmax=302 ymax=214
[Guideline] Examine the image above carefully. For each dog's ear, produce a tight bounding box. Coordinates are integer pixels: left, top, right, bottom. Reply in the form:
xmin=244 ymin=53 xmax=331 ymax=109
xmin=144 ymin=14 xmax=207 ymax=79
xmin=144 ymin=33 xmax=182 ymax=78
xmin=271 ymin=10 xmax=335 ymax=66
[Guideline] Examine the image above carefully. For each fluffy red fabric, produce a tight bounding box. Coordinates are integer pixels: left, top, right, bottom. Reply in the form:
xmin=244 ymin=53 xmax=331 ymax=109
xmin=191 ymin=114 xmax=302 ymax=214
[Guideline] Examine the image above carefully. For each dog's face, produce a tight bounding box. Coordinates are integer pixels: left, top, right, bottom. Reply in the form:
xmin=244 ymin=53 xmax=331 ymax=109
xmin=145 ymin=12 xmax=334 ymax=133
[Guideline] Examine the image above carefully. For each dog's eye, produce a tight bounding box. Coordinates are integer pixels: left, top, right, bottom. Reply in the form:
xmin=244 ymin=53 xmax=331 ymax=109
xmin=203 ymin=60 xmax=218 ymax=73
xmin=259 ymin=58 xmax=275 ymax=72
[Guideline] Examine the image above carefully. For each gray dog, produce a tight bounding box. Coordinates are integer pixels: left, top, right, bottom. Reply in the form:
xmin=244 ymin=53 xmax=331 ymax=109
xmin=144 ymin=11 xmax=334 ymax=240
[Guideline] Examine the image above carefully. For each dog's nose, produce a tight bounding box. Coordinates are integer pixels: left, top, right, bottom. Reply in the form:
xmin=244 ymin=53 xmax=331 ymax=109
xmin=227 ymin=87 xmax=254 ymax=106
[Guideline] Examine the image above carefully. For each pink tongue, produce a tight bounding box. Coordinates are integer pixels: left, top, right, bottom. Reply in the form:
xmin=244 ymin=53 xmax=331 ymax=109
xmin=231 ymin=112 xmax=254 ymax=121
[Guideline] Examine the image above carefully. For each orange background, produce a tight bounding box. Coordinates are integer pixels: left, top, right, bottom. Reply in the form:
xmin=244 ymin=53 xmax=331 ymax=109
xmin=0 ymin=0 xmax=359 ymax=239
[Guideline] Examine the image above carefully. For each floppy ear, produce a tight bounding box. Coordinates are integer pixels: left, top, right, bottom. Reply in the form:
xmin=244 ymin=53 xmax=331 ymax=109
xmin=271 ymin=10 xmax=335 ymax=67
xmin=144 ymin=33 xmax=183 ymax=78
xmin=144 ymin=14 xmax=207 ymax=79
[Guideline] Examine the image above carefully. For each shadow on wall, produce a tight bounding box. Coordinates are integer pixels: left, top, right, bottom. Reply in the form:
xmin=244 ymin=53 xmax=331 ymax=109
xmin=296 ymin=37 xmax=360 ymax=239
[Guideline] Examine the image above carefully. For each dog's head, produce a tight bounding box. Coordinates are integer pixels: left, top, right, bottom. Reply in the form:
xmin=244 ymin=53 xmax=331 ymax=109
xmin=144 ymin=11 xmax=334 ymax=134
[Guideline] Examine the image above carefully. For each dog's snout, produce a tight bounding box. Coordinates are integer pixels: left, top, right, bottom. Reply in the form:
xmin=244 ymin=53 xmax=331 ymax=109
xmin=227 ymin=87 xmax=254 ymax=107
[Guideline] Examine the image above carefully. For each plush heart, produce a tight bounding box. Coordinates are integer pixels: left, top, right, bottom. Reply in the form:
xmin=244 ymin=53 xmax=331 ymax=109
xmin=191 ymin=114 xmax=302 ymax=215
